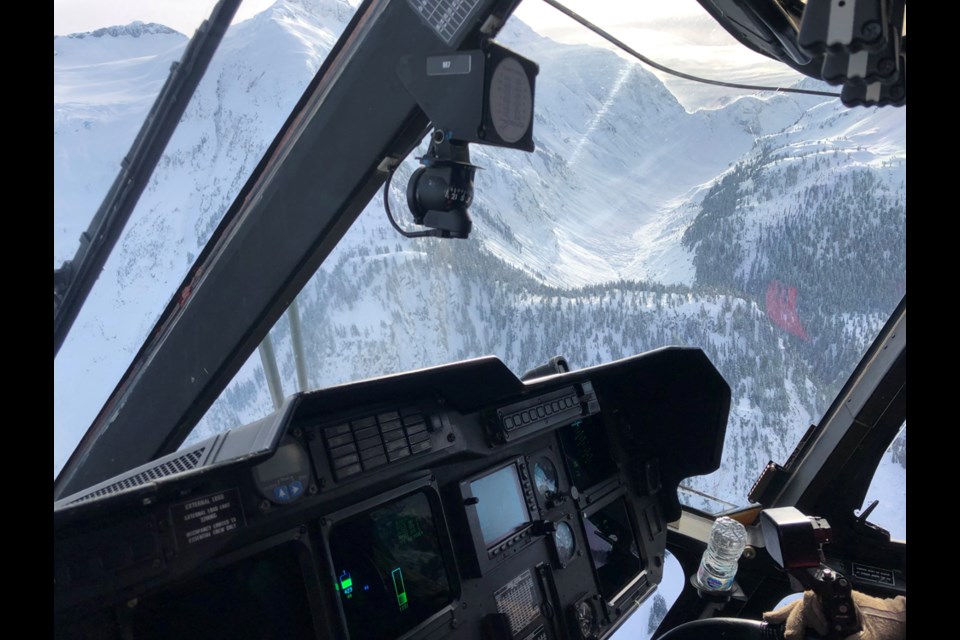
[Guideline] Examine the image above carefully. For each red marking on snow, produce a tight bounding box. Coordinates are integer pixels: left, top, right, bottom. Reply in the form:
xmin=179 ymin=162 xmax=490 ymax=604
xmin=765 ymin=280 xmax=809 ymax=340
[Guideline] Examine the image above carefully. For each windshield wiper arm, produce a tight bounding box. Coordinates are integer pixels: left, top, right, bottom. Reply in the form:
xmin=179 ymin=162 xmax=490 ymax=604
xmin=53 ymin=0 xmax=243 ymax=357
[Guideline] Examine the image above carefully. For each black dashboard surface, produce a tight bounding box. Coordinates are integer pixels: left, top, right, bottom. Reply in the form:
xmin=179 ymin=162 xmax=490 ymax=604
xmin=54 ymin=347 xmax=730 ymax=640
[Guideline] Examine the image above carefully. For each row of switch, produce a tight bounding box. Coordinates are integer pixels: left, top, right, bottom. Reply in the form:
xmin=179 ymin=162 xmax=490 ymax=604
xmin=488 ymin=528 xmax=533 ymax=558
xmin=518 ymin=464 xmax=538 ymax=517
xmin=503 ymin=395 xmax=579 ymax=432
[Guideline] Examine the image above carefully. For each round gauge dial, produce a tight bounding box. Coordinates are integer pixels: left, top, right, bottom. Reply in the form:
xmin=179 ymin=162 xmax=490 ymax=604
xmin=574 ymin=600 xmax=597 ymax=639
xmin=252 ymin=439 xmax=312 ymax=505
xmin=554 ymin=521 xmax=576 ymax=566
xmin=533 ymin=458 xmax=558 ymax=502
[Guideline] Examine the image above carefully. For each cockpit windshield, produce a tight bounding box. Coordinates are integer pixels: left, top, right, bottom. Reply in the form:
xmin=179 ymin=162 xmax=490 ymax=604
xmin=53 ymin=0 xmax=905 ymax=521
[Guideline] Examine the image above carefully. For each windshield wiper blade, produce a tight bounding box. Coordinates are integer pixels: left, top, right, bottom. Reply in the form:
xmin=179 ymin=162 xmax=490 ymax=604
xmin=53 ymin=0 xmax=243 ymax=357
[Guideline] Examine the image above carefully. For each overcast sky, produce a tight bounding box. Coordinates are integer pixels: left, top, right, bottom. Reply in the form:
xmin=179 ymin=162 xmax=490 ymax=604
xmin=54 ymin=0 xmax=719 ymax=40
xmin=53 ymin=0 xmax=271 ymax=35
xmin=53 ymin=0 xmax=802 ymax=109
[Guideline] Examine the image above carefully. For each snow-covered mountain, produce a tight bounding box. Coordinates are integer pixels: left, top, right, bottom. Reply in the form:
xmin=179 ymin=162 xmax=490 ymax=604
xmin=53 ymin=0 xmax=905 ymax=539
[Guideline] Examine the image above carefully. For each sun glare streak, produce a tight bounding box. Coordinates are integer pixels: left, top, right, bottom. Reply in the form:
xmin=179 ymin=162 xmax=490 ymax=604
xmin=567 ymin=62 xmax=633 ymax=168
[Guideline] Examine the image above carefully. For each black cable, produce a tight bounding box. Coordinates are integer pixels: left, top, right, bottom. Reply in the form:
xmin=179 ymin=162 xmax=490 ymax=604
xmin=383 ymin=168 xmax=440 ymax=239
xmin=541 ymin=0 xmax=840 ymax=98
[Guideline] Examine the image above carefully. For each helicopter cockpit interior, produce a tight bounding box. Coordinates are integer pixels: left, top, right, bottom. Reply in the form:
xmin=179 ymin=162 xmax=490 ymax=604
xmin=54 ymin=0 xmax=906 ymax=638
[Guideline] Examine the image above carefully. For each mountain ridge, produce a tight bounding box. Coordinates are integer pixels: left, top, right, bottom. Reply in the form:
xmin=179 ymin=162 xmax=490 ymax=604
xmin=56 ymin=20 xmax=184 ymax=40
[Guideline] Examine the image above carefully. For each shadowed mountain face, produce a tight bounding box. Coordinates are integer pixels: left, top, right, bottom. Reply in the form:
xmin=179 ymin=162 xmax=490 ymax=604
xmin=53 ymin=0 xmax=905 ymax=523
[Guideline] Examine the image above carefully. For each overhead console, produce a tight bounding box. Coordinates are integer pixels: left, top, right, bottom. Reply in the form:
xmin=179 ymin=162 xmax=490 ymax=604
xmin=54 ymin=348 xmax=730 ymax=640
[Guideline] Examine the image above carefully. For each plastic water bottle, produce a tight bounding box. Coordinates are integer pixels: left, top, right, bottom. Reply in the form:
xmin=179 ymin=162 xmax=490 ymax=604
xmin=696 ymin=516 xmax=747 ymax=592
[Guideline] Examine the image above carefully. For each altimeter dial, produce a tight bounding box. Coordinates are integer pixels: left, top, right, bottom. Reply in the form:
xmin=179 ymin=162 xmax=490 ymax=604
xmin=533 ymin=457 xmax=558 ymax=503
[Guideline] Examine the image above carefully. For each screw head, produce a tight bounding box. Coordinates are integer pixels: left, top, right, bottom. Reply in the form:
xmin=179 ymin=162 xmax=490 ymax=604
xmin=861 ymin=21 xmax=882 ymax=41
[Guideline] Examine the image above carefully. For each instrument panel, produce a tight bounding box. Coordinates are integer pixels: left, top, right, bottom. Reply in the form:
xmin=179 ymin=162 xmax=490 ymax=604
xmin=54 ymin=348 xmax=730 ymax=640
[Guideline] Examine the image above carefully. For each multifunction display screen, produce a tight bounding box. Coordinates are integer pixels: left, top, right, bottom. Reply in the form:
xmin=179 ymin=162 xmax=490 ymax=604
xmin=129 ymin=542 xmax=316 ymax=639
xmin=471 ymin=464 xmax=529 ymax=545
xmin=584 ymin=497 xmax=642 ymax=602
xmin=558 ymin=417 xmax=617 ymax=493
xmin=328 ymin=490 xmax=454 ymax=638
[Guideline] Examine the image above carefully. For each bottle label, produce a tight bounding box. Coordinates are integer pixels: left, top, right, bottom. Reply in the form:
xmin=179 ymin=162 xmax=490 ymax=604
xmin=704 ymin=575 xmax=730 ymax=590
xmin=697 ymin=564 xmax=734 ymax=591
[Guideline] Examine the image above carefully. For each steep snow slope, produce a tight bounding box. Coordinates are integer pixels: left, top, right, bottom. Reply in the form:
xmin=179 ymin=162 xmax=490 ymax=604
xmin=54 ymin=23 xmax=188 ymax=263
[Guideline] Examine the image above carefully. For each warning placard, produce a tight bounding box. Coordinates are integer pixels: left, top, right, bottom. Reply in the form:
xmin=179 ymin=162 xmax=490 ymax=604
xmin=494 ymin=569 xmax=539 ymax=635
xmin=170 ymin=488 xmax=246 ymax=549
xmin=851 ymin=562 xmax=896 ymax=586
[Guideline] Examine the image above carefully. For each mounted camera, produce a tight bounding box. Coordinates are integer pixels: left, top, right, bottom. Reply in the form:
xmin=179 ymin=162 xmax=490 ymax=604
xmin=402 ymin=130 xmax=478 ymax=239
xmin=385 ymin=41 xmax=539 ymax=239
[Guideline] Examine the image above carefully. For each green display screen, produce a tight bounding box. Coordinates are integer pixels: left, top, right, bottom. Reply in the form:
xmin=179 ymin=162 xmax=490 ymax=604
xmin=329 ymin=491 xmax=453 ymax=637
xmin=559 ymin=417 xmax=617 ymax=493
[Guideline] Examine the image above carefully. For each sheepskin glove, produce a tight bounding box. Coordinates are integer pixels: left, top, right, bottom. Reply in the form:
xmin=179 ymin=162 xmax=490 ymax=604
xmin=764 ymin=590 xmax=906 ymax=639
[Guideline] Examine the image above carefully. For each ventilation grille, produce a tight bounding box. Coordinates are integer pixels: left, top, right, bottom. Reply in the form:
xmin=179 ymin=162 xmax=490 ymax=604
xmin=65 ymin=447 xmax=206 ymax=506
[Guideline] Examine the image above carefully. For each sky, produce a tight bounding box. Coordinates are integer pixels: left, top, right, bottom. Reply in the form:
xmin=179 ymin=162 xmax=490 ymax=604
xmin=53 ymin=0 xmax=274 ymax=36
xmin=53 ymin=0 xmax=703 ymax=37
xmin=53 ymin=0 xmax=802 ymax=110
